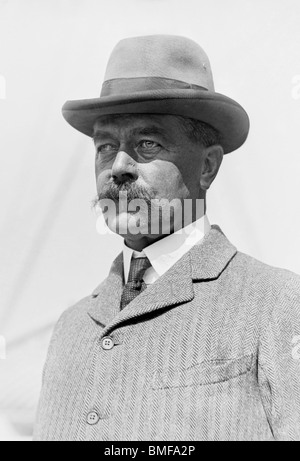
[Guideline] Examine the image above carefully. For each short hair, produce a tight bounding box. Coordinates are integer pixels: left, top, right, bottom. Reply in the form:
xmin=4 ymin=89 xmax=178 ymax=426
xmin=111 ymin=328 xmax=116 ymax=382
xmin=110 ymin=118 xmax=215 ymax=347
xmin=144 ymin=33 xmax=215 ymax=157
xmin=174 ymin=115 xmax=221 ymax=148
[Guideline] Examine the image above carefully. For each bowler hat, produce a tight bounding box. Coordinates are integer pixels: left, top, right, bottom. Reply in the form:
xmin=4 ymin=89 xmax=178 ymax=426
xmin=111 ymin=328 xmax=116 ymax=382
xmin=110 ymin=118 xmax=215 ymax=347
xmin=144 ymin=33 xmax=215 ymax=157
xmin=62 ymin=35 xmax=250 ymax=154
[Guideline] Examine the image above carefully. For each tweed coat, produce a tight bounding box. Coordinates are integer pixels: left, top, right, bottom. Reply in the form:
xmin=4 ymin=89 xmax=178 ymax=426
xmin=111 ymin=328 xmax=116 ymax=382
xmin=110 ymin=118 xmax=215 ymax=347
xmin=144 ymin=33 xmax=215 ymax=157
xmin=34 ymin=226 xmax=300 ymax=441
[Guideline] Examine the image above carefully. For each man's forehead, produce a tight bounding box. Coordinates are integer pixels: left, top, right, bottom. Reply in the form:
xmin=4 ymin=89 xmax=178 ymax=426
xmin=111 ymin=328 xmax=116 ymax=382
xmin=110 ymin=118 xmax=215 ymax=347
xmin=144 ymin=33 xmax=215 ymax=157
xmin=93 ymin=114 xmax=177 ymax=136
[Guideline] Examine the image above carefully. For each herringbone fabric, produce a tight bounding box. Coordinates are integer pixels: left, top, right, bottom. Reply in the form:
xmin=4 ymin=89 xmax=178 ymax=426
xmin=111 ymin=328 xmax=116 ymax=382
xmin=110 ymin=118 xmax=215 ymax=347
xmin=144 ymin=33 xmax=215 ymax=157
xmin=34 ymin=226 xmax=300 ymax=441
xmin=120 ymin=257 xmax=151 ymax=310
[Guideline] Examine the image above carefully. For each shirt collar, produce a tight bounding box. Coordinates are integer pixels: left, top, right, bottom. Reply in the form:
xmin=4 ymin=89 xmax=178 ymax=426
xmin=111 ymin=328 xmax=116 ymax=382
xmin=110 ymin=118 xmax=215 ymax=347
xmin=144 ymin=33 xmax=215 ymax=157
xmin=123 ymin=215 xmax=211 ymax=284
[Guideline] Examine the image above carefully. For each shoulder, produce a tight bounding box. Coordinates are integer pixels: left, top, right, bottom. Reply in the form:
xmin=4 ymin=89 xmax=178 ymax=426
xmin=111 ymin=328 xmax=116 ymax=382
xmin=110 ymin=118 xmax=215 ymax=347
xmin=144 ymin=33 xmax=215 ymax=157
xmin=232 ymin=251 xmax=300 ymax=319
xmin=234 ymin=250 xmax=300 ymax=288
xmin=54 ymin=277 xmax=109 ymax=328
xmin=43 ymin=281 xmax=109 ymax=366
xmin=49 ymin=251 xmax=123 ymax=340
xmin=53 ymin=294 xmax=92 ymax=330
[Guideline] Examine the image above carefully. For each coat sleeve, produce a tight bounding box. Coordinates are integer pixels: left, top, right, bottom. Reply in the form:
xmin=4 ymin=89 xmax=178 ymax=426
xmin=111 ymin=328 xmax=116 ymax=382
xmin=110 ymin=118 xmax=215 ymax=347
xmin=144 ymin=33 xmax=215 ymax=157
xmin=258 ymin=274 xmax=300 ymax=441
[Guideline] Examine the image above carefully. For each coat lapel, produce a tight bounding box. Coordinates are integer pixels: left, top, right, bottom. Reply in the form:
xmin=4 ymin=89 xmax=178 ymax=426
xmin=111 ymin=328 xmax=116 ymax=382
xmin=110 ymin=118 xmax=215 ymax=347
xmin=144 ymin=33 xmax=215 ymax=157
xmin=87 ymin=225 xmax=237 ymax=333
xmin=87 ymin=252 xmax=124 ymax=327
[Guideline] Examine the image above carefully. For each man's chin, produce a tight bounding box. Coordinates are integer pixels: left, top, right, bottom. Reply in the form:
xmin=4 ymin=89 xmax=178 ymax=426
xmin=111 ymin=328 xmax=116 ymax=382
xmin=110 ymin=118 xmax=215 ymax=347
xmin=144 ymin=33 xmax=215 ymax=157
xmin=106 ymin=212 xmax=150 ymax=236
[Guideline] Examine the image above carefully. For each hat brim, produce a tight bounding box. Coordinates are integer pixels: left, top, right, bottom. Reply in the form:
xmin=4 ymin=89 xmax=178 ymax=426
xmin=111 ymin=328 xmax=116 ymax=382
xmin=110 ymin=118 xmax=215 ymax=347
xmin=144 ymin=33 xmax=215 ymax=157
xmin=62 ymin=89 xmax=250 ymax=154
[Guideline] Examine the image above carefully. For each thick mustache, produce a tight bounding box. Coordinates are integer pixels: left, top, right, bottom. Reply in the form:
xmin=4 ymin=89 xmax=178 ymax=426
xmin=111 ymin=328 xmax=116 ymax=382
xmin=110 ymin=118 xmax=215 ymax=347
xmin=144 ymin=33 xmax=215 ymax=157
xmin=94 ymin=180 xmax=156 ymax=207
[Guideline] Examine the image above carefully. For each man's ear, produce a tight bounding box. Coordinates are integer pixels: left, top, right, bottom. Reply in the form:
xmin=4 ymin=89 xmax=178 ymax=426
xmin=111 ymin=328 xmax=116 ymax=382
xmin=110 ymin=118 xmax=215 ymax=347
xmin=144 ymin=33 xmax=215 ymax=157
xmin=199 ymin=145 xmax=224 ymax=190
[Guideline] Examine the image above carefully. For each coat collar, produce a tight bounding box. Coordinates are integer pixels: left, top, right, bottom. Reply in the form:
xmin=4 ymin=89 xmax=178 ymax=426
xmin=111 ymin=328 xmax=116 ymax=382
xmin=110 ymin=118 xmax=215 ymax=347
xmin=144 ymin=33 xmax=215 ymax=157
xmin=190 ymin=224 xmax=237 ymax=280
xmin=87 ymin=225 xmax=237 ymax=333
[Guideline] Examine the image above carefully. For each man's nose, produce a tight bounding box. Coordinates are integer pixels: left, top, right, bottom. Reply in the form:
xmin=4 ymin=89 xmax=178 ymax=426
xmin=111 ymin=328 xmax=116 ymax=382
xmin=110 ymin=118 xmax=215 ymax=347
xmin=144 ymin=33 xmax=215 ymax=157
xmin=111 ymin=150 xmax=138 ymax=182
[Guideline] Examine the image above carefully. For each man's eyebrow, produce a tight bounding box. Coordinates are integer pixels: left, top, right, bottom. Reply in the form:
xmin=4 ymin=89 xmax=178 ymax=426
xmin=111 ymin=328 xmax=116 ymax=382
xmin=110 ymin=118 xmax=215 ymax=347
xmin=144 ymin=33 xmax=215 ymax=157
xmin=92 ymin=125 xmax=168 ymax=142
xmin=130 ymin=126 xmax=168 ymax=137
xmin=93 ymin=130 xmax=114 ymax=142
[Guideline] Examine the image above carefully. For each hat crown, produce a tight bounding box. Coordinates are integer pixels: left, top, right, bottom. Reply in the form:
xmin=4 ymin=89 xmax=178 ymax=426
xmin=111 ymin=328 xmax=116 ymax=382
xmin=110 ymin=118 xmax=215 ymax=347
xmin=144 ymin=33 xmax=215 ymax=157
xmin=62 ymin=35 xmax=250 ymax=154
xmin=104 ymin=35 xmax=215 ymax=91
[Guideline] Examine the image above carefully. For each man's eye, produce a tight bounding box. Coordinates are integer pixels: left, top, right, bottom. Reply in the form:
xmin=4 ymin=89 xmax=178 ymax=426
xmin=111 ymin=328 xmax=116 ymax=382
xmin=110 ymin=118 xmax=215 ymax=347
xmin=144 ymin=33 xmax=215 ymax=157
xmin=97 ymin=144 xmax=117 ymax=154
xmin=139 ymin=141 xmax=160 ymax=149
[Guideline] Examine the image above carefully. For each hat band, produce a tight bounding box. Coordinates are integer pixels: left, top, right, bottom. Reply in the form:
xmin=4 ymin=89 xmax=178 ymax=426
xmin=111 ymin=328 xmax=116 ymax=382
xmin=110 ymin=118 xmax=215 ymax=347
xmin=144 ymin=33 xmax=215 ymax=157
xmin=100 ymin=77 xmax=208 ymax=97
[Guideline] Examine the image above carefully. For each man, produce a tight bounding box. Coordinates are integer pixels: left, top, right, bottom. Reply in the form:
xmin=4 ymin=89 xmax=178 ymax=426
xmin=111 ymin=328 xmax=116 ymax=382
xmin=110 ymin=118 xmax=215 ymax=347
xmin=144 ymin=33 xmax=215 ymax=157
xmin=34 ymin=35 xmax=300 ymax=441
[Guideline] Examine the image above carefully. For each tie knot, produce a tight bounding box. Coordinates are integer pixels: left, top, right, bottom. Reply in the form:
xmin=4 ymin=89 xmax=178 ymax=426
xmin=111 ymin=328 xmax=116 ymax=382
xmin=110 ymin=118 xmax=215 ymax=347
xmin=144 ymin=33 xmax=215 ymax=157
xmin=127 ymin=257 xmax=151 ymax=283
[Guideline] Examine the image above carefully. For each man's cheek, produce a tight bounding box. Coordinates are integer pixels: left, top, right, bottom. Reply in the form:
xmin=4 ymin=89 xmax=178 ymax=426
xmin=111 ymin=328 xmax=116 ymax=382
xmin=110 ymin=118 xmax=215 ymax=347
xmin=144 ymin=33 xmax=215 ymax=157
xmin=95 ymin=157 xmax=112 ymax=175
xmin=96 ymin=169 xmax=110 ymax=190
xmin=149 ymin=162 xmax=180 ymax=195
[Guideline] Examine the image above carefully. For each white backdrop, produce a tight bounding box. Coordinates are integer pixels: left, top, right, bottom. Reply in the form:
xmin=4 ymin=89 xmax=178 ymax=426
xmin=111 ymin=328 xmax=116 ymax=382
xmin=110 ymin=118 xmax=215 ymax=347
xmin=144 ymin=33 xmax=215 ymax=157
xmin=0 ymin=0 xmax=300 ymax=440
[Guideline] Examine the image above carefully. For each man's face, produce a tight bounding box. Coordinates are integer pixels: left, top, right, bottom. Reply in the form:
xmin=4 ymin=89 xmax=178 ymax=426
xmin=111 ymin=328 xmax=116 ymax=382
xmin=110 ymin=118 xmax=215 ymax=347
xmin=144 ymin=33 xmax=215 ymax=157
xmin=93 ymin=114 xmax=206 ymax=238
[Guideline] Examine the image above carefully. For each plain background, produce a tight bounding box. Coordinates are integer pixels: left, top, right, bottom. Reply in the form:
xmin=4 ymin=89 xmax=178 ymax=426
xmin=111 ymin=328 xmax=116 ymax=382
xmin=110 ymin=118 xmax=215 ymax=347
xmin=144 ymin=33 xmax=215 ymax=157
xmin=0 ymin=0 xmax=300 ymax=440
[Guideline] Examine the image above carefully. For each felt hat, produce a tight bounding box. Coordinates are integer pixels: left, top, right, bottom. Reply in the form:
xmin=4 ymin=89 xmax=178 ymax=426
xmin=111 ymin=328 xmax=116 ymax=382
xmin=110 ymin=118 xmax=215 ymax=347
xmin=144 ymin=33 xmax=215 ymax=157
xmin=62 ymin=35 xmax=250 ymax=154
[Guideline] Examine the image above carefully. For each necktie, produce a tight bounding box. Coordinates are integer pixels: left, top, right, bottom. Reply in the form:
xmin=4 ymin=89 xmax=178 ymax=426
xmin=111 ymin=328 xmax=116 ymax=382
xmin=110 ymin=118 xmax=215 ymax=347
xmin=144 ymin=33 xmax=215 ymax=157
xmin=120 ymin=257 xmax=151 ymax=310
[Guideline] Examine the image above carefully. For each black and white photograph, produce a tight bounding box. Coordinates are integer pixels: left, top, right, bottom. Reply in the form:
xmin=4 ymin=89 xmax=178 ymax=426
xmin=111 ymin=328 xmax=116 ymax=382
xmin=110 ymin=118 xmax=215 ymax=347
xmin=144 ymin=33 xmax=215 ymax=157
xmin=0 ymin=0 xmax=300 ymax=443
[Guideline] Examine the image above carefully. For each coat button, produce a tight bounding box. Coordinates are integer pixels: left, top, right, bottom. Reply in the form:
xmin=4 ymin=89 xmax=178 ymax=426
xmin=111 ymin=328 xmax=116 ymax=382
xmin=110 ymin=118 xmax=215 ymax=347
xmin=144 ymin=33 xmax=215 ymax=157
xmin=87 ymin=411 xmax=100 ymax=425
xmin=102 ymin=336 xmax=114 ymax=350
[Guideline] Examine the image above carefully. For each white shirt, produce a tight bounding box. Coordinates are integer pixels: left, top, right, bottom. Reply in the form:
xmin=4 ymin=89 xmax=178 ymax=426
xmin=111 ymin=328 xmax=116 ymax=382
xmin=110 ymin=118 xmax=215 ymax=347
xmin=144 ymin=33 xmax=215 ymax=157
xmin=123 ymin=215 xmax=211 ymax=285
